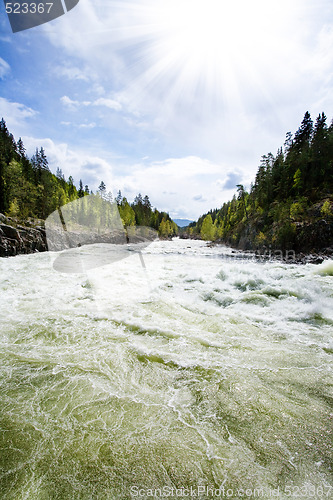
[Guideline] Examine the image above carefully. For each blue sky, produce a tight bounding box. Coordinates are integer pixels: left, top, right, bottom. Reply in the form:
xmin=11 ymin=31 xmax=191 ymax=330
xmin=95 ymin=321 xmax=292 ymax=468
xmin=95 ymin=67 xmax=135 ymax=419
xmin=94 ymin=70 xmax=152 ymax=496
xmin=1 ymin=0 xmax=333 ymax=219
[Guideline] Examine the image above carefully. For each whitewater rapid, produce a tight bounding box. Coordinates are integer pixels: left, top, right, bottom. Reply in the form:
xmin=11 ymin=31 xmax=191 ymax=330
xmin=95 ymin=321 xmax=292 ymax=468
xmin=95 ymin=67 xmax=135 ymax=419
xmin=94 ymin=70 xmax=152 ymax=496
xmin=0 ymin=239 xmax=332 ymax=499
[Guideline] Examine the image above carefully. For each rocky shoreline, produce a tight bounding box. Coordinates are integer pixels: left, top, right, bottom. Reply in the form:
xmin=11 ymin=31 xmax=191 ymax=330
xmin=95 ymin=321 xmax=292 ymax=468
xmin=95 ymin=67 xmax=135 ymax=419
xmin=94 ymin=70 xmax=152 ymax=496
xmin=180 ymin=233 xmax=333 ymax=265
xmin=0 ymin=214 xmax=157 ymax=258
xmin=205 ymin=241 xmax=333 ymax=265
xmin=0 ymin=214 xmax=47 ymax=257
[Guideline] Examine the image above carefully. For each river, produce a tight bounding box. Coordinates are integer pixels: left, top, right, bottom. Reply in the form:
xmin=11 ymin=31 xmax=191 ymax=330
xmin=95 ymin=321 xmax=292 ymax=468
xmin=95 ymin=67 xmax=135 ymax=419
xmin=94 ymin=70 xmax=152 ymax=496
xmin=0 ymin=239 xmax=332 ymax=499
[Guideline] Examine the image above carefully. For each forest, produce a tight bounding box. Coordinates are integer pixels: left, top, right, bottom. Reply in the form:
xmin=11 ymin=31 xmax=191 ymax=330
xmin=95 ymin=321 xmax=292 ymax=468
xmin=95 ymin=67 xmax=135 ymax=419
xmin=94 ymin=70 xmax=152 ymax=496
xmin=187 ymin=111 xmax=333 ymax=252
xmin=0 ymin=119 xmax=178 ymax=238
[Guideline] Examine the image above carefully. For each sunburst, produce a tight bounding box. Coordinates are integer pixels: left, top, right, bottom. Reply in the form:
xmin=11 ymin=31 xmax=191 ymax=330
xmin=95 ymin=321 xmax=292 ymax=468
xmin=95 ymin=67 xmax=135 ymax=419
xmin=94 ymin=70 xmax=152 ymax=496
xmin=106 ymin=0 xmax=301 ymax=119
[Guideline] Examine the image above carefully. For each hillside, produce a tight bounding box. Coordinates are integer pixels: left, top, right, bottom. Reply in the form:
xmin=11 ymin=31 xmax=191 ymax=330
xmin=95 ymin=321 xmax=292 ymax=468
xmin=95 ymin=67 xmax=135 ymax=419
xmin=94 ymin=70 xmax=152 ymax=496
xmin=187 ymin=112 xmax=333 ymax=257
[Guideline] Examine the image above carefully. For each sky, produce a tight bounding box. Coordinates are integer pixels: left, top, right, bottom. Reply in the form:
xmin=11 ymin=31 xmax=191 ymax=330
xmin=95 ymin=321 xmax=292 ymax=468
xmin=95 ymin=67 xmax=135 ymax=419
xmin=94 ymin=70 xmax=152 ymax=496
xmin=1 ymin=0 xmax=333 ymax=219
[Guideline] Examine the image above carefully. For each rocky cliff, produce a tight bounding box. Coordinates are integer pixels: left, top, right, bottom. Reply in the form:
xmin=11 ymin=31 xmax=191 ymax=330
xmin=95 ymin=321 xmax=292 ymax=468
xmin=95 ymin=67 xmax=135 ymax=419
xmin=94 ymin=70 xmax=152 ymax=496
xmin=0 ymin=214 xmax=47 ymax=257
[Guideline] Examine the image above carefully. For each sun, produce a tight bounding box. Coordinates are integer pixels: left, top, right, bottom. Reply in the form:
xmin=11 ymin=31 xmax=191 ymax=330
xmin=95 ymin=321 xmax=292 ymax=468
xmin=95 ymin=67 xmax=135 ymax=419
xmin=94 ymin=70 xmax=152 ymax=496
xmin=124 ymin=1 xmax=274 ymax=99
xmin=154 ymin=0 xmax=241 ymax=65
xmin=107 ymin=0 xmax=300 ymax=123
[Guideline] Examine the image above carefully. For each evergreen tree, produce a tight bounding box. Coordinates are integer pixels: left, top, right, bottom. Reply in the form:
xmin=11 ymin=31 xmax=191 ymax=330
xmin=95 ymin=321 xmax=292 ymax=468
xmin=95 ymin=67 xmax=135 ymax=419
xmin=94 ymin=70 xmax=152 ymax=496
xmin=56 ymin=167 xmax=64 ymax=180
xmin=143 ymin=194 xmax=151 ymax=210
xmin=0 ymin=158 xmax=6 ymax=213
xmin=134 ymin=193 xmax=143 ymax=205
xmin=311 ymin=112 xmax=329 ymax=189
xmin=78 ymin=179 xmax=84 ymax=198
xmin=236 ymin=184 xmax=248 ymax=220
xmin=67 ymin=176 xmax=76 ymax=200
xmin=39 ymin=147 xmax=49 ymax=171
xmin=116 ymin=189 xmax=122 ymax=205
xmin=98 ymin=181 xmax=106 ymax=199
xmin=106 ymin=191 xmax=113 ymax=204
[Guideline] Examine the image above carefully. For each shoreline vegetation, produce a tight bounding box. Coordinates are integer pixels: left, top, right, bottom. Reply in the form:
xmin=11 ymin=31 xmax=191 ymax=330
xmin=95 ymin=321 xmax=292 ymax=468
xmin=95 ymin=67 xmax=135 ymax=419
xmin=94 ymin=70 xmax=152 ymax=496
xmin=1 ymin=112 xmax=333 ymax=263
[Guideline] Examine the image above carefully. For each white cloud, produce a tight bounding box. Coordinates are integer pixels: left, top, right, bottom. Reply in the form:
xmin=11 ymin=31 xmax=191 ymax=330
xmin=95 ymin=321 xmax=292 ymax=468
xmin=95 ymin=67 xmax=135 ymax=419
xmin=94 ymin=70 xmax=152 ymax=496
xmin=111 ymin=156 xmax=248 ymax=219
xmin=94 ymin=97 xmax=122 ymax=111
xmin=78 ymin=122 xmax=96 ymax=129
xmin=60 ymin=120 xmax=96 ymax=129
xmin=53 ymin=64 xmax=90 ymax=82
xmin=60 ymin=95 xmax=80 ymax=109
xmin=60 ymin=95 xmax=122 ymax=111
xmin=0 ymin=98 xmax=37 ymax=134
xmin=0 ymin=57 xmax=10 ymax=79
xmin=21 ymin=136 xmax=116 ymax=192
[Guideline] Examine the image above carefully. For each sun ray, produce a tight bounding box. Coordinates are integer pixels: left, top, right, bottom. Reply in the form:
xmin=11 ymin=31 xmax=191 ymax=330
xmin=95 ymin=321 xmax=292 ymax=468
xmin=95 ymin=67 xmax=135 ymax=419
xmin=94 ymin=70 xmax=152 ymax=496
xmin=57 ymin=0 xmax=303 ymax=138
xmin=103 ymin=0 xmax=300 ymax=116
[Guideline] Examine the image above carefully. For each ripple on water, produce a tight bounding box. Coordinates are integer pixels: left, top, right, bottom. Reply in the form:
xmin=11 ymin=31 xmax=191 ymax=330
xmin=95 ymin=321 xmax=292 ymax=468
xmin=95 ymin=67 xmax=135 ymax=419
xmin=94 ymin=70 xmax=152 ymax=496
xmin=0 ymin=242 xmax=332 ymax=497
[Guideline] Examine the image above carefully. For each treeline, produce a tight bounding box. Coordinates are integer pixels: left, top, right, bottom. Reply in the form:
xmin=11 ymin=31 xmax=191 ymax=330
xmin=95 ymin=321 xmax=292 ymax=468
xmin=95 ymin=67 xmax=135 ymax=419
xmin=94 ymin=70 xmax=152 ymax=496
xmin=188 ymin=111 xmax=333 ymax=251
xmin=0 ymin=119 xmax=177 ymax=237
xmin=100 ymin=185 xmax=178 ymax=238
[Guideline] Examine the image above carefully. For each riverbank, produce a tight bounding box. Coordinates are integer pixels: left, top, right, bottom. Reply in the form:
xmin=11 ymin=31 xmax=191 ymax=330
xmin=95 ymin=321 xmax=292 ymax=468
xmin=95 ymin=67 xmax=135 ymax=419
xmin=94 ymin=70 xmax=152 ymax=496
xmin=211 ymin=244 xmax=333 ymax=265
xmin=2 ymin=213 xmax=332 ymax=265
xmin=0 ymin=214 xmax=158 ymax=258
xmin=180 ymin=233 xmax=333 ymax=264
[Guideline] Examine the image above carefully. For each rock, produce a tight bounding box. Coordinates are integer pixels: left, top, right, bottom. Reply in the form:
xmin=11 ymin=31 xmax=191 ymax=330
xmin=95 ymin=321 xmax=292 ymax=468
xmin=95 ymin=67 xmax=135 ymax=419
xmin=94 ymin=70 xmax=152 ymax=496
xmin=0 ymin=224 xmax=21 ymax=241
xmin=0 ymin=220 xmax=47 ymax=257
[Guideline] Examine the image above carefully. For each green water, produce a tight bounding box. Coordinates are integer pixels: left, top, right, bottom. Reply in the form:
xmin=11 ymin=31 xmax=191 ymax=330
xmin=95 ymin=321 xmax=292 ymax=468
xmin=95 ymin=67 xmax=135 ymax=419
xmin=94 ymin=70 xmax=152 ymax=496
xmin=0 ymin=241 xmax=332 ymax=499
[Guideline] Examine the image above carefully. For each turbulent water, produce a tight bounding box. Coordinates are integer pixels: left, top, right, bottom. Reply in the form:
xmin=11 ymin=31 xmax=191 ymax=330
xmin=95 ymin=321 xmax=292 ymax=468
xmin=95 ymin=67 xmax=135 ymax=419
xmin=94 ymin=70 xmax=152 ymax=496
xmin=0 ymin=239 xmax=332 ymax=499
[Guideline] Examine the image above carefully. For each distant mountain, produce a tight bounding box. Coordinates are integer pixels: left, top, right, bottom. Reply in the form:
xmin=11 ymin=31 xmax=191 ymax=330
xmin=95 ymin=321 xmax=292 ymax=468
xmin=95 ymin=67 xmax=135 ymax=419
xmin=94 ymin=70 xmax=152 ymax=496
xmin=173 ymin=219 xmax=194 ymax=227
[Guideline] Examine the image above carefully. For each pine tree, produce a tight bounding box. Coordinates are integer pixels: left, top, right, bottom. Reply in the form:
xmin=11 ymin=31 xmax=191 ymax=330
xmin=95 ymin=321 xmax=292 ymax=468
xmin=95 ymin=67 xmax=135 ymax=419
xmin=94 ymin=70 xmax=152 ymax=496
xmin=143 ymin=195 xmax=151 ymax=210
xmin=98 ymin=181 xmax=106 ymax=199
xmin=39 ymin=147 xmax=49 ymax=171
xmin=310 ymin=112 xmax=329 ymax=189
xmin=116 ymin=189 xmax=122 ymax=205
xmin=67 ymin=176 xmax=76 ymax=200
xmin=134 ymin=193 xmax=143 ymax=205
xmin=236 ymin=184 xmax=248 ymax=220
xmin=78 ymin=179 xmax=84 ymax=198
xmin=106 ymin=191 xmax=113 ymax=204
